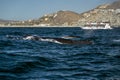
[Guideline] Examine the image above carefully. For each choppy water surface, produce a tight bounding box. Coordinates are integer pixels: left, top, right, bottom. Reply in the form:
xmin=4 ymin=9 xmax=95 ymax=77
xmin=0 ymin=27 xmax=120 ymax=80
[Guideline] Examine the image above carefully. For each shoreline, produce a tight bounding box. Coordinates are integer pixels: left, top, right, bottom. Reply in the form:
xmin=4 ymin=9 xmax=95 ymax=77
xmin=0 ymin=25 xmax=81 ymax=27
xmin=0 ymin=25 xmax=119 ymax=28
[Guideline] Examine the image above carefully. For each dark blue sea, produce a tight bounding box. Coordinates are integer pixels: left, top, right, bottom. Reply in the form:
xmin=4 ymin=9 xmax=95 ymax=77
xmin=0 ymin=27 xmax=120 ymax=80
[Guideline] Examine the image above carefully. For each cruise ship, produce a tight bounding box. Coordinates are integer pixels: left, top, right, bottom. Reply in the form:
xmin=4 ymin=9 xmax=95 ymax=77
xmin=81 ymin=22 xmax=112 ymax=29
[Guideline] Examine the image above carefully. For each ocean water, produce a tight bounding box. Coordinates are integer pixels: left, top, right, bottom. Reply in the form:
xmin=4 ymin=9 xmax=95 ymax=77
xmin=0 ymin=27 xmax=120 ymax=80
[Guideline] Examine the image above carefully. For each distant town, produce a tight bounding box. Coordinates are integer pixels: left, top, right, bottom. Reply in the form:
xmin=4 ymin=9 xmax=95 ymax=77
xmin=0 ymin=1 xmax=120 ymax=27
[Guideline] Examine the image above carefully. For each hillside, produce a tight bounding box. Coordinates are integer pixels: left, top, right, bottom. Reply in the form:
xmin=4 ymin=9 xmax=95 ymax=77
xmin=0 ymin=1 xmax=120 ymax=27
xmin=0 ymin=19 xmax=10 ymax=23
xmin=77 ymin=1 xmax=120 ymax=26
xmin=38 ymin=10 xmax=80 ymax=26
xmin=37 ymin=1 xmax=120 ymax=27
xmin=106 ymin=0 xmax=120 ymax=9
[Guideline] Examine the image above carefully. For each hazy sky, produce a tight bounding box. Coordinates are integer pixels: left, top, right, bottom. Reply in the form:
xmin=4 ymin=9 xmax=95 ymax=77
xmin=0 ymin=0 xmax=115 ymax=20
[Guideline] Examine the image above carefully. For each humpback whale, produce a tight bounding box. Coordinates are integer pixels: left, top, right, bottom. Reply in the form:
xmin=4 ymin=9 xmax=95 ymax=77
xmin=23 ymin=35 xmax=93 ymax=45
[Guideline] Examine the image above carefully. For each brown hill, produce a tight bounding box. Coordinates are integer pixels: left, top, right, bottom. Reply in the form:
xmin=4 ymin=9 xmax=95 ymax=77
xmin=1 ymin=1 xmax=120 ymax=27
xmin=53 ymin=11 xmax=80 ymax=25
xmin=38 ymin=1 xmax=120 ymax=26
xmin=38 ymin=10 xmax=80 ymax=26
xmin=106 ymin=0 xmax=120 ymax=9
xmin=0 ymin=19 xmax=10 ymax=23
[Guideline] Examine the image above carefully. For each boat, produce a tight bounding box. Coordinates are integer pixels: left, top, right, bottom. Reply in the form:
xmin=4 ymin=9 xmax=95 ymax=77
xmin=81 ymin=22 xmax=112 ymax=29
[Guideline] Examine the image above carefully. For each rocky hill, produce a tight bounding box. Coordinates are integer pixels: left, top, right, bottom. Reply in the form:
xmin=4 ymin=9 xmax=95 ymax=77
xmin=0 ymin=19 xmax=11 ymax=23
xmin=0 ymin=1 xmax=120 ymax=27
xmin=37 ymin=10 xmax=80 ymax=26
xmin=77 ymin=1 xmax=120 ymax=27
xmin=106 ymin=0 xmax=120 ymax=9
xmin=37 ymin=1 xmax=120 ymax=27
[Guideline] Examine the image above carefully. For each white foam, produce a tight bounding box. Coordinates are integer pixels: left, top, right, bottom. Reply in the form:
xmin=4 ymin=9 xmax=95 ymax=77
xmin=113 ymin=39 xmax=120 ymax=42
xmin=23 ymin=35 xmax=65 ymax=44
xmin=39 ymin=38 xmax=63 ymax=44
xmin=23 ymin=36 xmax=34 ymax=40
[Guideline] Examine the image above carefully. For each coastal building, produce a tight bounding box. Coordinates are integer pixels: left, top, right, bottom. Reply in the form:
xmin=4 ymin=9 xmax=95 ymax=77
xmin=115 ymin=9 xmax=120 ymax=13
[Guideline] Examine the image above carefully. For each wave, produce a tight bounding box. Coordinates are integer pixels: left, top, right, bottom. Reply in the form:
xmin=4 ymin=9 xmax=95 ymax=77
xmin=113 ymin=39 xmax=120 ymax=42
xmin=0 ymin=52 xmax=55 ymax=76
xmin=0 ymin=75 xmax=18 ymax=80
